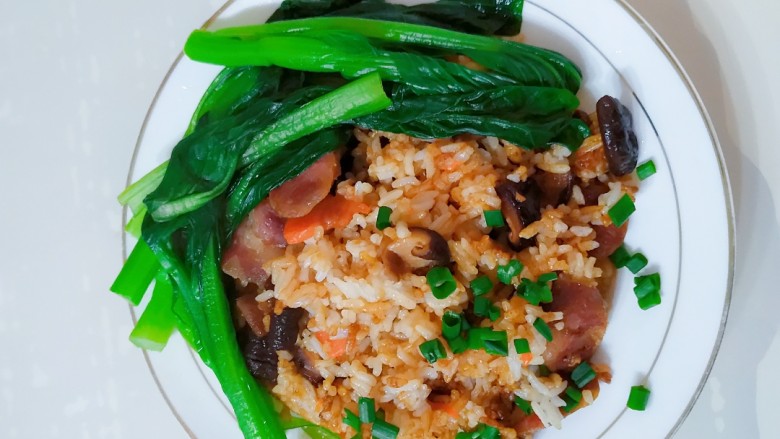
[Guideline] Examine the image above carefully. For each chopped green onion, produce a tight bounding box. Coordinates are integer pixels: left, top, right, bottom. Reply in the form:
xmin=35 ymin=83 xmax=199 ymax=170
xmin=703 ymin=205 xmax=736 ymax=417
xmin=447 ymin=335 xmax=468 ymax=354
xmin=487 ymin=305 xmax=501 ymax=322
xmin=608 ymin=194 xmax=636 ymax=227
xmin=537 ymin=272 xmax=558 ymax=283
xmin=563 ymin=386 xmax=582 ymax=412
xmin=514 ymin=338 xmax=531 ymax=354
xmin=483 ymin=209 xmax=506 ymax=228
xmin=532 ymin=318 xmax=553 ymax=342
xmin=537 ymin=365 xmax=550 ymax=377
xmin=376 ymin=206 xmax=393 ymax=230
xmin=473 ymin=297 xmax=491 ymax=316
xmin=627 ymin=385 xmax=651 ymax=411
xmin=442 ymin=311 xmax=463 ymax=340
xmin=427 ymin=267 xmax=457 ymax=299
xmin=625 ymin=252 xmax=648 ymax=274
xmin=419 ymin=339 xmax=447 ymax=364
xmin=455 ymin=432 xmax=471 ymax=439
xmin=474 ymin=423 xmax=499 ymax=439
xmin=571 ymin=362 xmax=596 ymax=388
xmin=636 ymin=160 xmax=657 ymax=181
xmin=638 ymin=291 xmax=662 ymax=310
xmin=470 ymin=275 xmax=493 ymax=296
xmin=467 ymin=327 xmax=492 ymax=350
xmin=371 ymin=419 xmax=400 ymax=439
xmin=518 ymin=278 xmax=553 ymax=306
xmin=514 ymin=396 xmax=533 ymax=414
xmin=497 ymin=259 xmax=523 ymax=284
xmin=376 ymin=408 xmax=386 ymax=421
xmin=483 ymin=331 xmax=508 ymax=356
xmin=343 ymin=409 xmax=361 ymax=432
xmin=358 ymin=397 xmax=376 ymax=423
xmin=609 ymin=246 xmax=631 ymax=268
xmin=634 ymin=273 xmax=661 ymax=298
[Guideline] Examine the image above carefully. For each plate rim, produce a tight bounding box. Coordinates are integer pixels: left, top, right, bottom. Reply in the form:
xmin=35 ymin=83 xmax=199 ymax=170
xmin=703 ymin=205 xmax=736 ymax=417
xmin=120 ymin=1 xmax=736 ymax=437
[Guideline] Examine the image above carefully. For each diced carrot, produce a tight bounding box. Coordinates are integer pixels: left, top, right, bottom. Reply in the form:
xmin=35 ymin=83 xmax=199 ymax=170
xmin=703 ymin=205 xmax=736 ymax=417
xmin=328 ymin=338 xmax=348 ymax=358
xmin=520 ymin=353 xmax=534 ymax=365
xmin=429 ymin=400 xmax=460 ymax=418
xmin=315 ymin=330 xmax=349 ymax=359
xmin=283 ymin=195 xmax=371 ymax=244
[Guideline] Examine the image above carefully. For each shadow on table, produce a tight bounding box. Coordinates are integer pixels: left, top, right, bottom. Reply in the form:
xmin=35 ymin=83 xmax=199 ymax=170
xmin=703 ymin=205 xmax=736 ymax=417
xmin=625 ymin=0 xmax=780 ymax=437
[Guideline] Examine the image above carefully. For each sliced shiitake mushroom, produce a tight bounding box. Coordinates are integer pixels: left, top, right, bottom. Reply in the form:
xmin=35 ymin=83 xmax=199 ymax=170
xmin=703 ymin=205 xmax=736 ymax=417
xmin=384 ymin=227 xmax=451 ymax=275
xmin=534 ymin=170 xmax=573 ymax=208
xmin=596 ymin=96 xmax=638 ymax=176
xmin=495 ymin=179 xmax=542 ymax=250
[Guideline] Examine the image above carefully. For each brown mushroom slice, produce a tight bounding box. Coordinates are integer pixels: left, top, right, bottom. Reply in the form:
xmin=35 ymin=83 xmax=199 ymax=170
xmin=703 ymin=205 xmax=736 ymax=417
xmin=534 ymin=170 xmax=573 ymax=208
xmin=385 ymin=227 xmax=451 ymax=275
xmin=597 ymin=96 xmax=638 ymax=176
xmin=293 ymin=347 xmax=323 ymax=385
xmin=495 ymin=179 xmax=542 ymax=249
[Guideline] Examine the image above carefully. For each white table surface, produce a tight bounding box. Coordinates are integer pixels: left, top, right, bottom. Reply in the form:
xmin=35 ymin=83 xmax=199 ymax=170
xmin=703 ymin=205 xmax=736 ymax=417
xmin=1 ymin=0 xmax=778 ymax=437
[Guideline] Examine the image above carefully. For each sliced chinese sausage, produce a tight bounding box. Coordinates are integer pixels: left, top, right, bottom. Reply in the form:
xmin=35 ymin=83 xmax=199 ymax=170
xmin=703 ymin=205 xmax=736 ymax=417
xmin=222 ymin=199 xmax=285 ymax=286
xmin=542 ymin=278 xmax=607 ymax=371
xmin=268 ymin=152 xmax=340 ymax=218
xmin=495 ymin=179 xmax=542 ymax=250
xmin=596 ymin=96 xmax=638 ymax=176
xmin=589 ymin=224 xmax=628 ymax=259
xmin=534 ymin=170 xmax=573 ymax=208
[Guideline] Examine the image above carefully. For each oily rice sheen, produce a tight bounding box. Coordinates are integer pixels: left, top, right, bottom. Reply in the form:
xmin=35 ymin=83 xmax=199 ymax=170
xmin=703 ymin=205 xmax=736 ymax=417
xmin=250 ymin=127 xmax=637 ymax=438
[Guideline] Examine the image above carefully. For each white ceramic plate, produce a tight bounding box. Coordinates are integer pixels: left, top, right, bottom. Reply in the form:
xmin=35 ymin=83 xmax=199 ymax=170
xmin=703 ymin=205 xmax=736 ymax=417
xmin=123 ymin=0 xmax=734 ymax=437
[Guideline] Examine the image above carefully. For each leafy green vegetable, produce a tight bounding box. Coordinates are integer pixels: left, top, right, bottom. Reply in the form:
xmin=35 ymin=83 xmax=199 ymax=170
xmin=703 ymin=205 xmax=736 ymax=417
xmin=128 ymin=273 xmax=176 ymax=351
xmin=268 ymin=0 xmax=525 ymax=36
xmin=213 ymin=16 xmax=580 ymax=92
xmin=355 ymin=84 xmax=578 ymax=148
xmin=185 ymin=31 xmax=514 ymax=95
xmin=110 ymin=239 xmax=160 ymax=306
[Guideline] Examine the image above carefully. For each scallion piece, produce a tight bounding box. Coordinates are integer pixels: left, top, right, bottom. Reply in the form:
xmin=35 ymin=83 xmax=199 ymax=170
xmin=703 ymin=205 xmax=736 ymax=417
xmin=537 ymin=364 xmax=550 ymax=377
xmin=627 ymin=385 xmax=651 ymax=411
xmin=625 ymin=252 xmax=648 ymax=274
xmin=376 ymin=206 xmax=392 ymax=230
xmin=419 ymin=339 xmax=447 ymax=364
xmin=537 ymin=272 xmax=558 ymax=283
xmin=514 ymin=338 xmax=531 ymax=354
xmin=514 ymin=396 xmax=533 ymax=414
xmin=563 ymin=386 xmax=582 ymax=413
xmin=483 ymin=331 xmax=508 ymax=356
xmin=487 ymin=305 xmax=501 ymax=322
xmin=470 ymin=275 xmax=493 ymax=296
xmin=608 ymin=194 xmax=636 ymax=227
xmin=447 ymin=335 xmax=468 ymax=354
xmin=609 ymin=246 xmax=631 ymax=268
xmin=455 ymin=432 xmax=471 ymax=439
xmin=571 ymin=362 xmax=596 ymax=388
xmin=634 ymin=273 xmax=661 ymax=298
xmin=636 ymin=160 xmax=657 ymax=181
xmin=467 ymin=327 xmax=492 ymax=350
xmin=497 ymin=259 xmax=523 ymax=284
xmin=343 ymin=409 xmax=361 ymax=432
xmin=638 ymin=291 xmax=662 ymax=310
xmin=473 ymin=297 xmax=491 ymax=316
xmin=442 ymin=311 xmax=463 ymax=340
xmin=474 ymin=423 xmax=499 ymax=439
xmin=427 ymin=267 xmax=457 ymax=299
xmin=483 ymin=209 xmax=506 ymax=227
xmin=532 ymin=318 xmax=553 ymax=342
xmin=371 ymin=419 xmax=400 ymax=439
xmin=358 ymin=397 xmax=376 ymax=423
